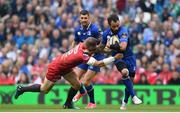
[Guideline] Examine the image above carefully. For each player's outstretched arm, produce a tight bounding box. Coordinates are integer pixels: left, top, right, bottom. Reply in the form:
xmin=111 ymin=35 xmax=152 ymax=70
xmin=96 ymin=43 xmax=112 ymax=54
xmin=87 ymin=53 xmax=123 ymax=67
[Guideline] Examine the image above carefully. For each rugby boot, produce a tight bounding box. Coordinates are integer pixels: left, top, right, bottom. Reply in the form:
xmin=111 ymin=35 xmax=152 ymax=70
xmin=14 ymin=85 xmax=24 ymax=99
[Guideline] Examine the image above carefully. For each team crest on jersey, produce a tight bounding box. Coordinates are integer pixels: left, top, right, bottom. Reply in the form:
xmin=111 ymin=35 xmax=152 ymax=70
xmin=122 ymin=33 xmax=127 ymax=38
xmin=133 ymin=66 xmax=136 ymax=71
xmin=87 ymin=31 xmax=91 ymax=36
xmin=78 ymin=32 xmax=81 ymax=35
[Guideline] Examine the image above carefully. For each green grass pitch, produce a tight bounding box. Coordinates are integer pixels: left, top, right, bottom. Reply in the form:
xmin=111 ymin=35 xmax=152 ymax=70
xmin=0 ymin=104 xmax=180 ymax=112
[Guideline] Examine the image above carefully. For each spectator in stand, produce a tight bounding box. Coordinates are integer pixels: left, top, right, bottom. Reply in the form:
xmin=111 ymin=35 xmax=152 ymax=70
xmin=5 ymin=42 xmax=17 ymax=62
xmin=50 ymin=29 xmax=62 ymax=48
xmin=158 ymin=63 xmax=173 ymax=85
xmin=135 ymin=44 xmax=145 ymax=60
xmin=17 ymin=72 xmax=29 ymax=84
xmin=0 ymin=60 xmax=13 ymax=85
xmin=168 ymin=0 xmax=180 ymax=17
xmin=0 ymin=22 xmax=5 ymax=43
xmin=164 ymin=29 xmax=175 ymax=47
xmin=139 ymin=0 xmax=154 ymax=13
xmin=137 ymin=74 xmax=148 ymax=85
xmin=0 ymin=47 xmax=8 ymax=64
xmin=39 ymin=38 xmax=51 ymax=60
xmin=30 ymin=58 xmax=47 ymax=84
xmin=59 ymin=38 xmax=69 ymax=53
xmin=0 ymin=0 xmax=11 ymax=22
xmin=16 ymin=57 xmax=29 ymax=76
xmin=146 ymin=64 xmax=158 ymax=85
xmin=0 ymin=64 xmax=6 ymax=85
xmin=172 ymin=54 xmax=180 ymax=73
xmin=168 ymin=71 xmax=180 ymax=84
xmin=9 ymin=65 xmax=19 ymax=84
xmin=161 ymin=8 xmax=170 ymax=22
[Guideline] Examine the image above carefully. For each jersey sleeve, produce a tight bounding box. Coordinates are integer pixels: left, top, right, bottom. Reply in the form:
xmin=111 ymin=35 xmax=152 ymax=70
xmin=91 ymin=25 xmax=100 ymax=39
xmin=86 ymin=57 xmax=97 ymax=65
xmin=119 ymin=27 xmax=128 ymax=42
xmin=74 ymin=27 xmax=80 ymax=42
xmin=101 ymin=31 xmax=108 ymax=45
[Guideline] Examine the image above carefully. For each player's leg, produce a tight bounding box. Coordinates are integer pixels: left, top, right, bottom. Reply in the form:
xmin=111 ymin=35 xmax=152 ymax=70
xmin=82 ymin=69 xmax=97 ymax=109
xmin=63 ymin=71 xmax=81 ymax=109
xmin=129 ymin=72 xmax=142 ymax=104
xmin=115 ymin=61 xmax=136 ymax=110
xmin=120 ymin=73 xmax=135 ymax=110
xmin=115 ymin=61 xmax=131 ymax=103
xmin=116 ymin=58 xmax=142 ymax=110
xmin=15 ymin=77 xmax=54 ymax=99
xmin=75 ymin=66 xmax=87 ymax=95
xmin=72 ymin=65 xmax=88 ymax=102
xmin=73 ymin=54 xmax=103 ymax=107
xmin=125 ymin=56 xmax=142 ymax=105
xmin=83 ymin=54 xmax=104 ymax=108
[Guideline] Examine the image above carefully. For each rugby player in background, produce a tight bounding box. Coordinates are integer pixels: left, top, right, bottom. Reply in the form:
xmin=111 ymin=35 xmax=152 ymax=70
xmin=68 ymin=9 xmax=104 ymax=109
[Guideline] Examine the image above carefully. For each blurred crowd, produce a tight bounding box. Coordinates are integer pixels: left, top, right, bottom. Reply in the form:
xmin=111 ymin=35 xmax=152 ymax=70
xmin=0 ymin=0 xmax=179 ymax=85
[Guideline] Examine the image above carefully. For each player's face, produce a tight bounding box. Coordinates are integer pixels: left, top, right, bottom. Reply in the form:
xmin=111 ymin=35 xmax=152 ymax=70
xmin=110 ymin=21 xmax=120 ymax=34
xmin=80 ymin=14 xmax=89 ymax=27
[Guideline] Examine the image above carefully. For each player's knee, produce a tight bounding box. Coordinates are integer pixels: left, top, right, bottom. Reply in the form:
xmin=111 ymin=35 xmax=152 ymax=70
xmin=72 ymin=82 xmax=81 ymax=90
xmin=83 ymin=80 xmax=91 ymax=86
xmin=121 ymin=68 xmax=129 ymax=77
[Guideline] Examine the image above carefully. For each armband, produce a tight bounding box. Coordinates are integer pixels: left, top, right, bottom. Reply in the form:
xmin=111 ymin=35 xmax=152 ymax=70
xmin=87 ymin=57 xmax=97 ymax=65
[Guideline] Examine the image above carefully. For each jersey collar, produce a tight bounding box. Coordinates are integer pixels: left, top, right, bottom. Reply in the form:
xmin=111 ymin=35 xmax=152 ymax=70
xmin=80 ymin=22 xmax=91 ymax=30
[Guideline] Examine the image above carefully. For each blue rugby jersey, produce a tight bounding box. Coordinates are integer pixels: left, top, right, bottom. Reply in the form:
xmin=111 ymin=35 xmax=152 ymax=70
xmin=74 ymin=23 xmax=100 ymax=42
xmin=102 ymin=26 xmax=133 ymax=57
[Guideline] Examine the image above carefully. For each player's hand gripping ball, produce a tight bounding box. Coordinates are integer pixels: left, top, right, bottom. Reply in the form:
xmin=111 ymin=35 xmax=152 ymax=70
xmin=107 ymin=35 xmax=120 ymax=51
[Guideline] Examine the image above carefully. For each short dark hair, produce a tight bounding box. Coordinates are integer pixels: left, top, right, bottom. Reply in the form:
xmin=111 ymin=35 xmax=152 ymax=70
xmin=80 ymin=9 xmax=90 ymax=16
xmin=85 ymin=37 xmax=98 ymax=50
xmin=107 ymin=14 xmax=119 ymax=25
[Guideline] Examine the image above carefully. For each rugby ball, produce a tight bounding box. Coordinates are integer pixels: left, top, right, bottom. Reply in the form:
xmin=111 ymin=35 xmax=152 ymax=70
xmin=109 ymin=35 xmax=119 ymax=45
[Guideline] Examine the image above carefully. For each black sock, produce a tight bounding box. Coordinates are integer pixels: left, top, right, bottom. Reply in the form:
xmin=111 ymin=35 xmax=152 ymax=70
xmin=85 ymin=84 xmax=95 ymax=103
xmin=22 ymin=84 xmax=41 ymax=92
xmin=124 ymin=88 xmax=130 ymax=103
xmin=79 ymin=83 xmax=86 ymax=94
xmin=65 ymin=87 xmax=78 ymax=106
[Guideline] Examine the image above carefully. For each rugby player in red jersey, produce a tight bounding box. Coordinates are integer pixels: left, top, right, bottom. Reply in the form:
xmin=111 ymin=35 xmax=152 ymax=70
xmin=14 ymin=37 xmax=123 ymax=109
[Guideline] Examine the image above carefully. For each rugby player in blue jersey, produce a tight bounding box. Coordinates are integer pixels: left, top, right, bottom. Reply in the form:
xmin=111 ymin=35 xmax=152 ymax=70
xmin=98 ymin=14 xmax=142 ymax=110
xmin=64 ymin=10 xmax=104 ymax=109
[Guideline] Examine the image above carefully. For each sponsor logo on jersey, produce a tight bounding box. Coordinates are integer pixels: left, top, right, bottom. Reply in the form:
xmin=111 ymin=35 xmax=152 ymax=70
xmin=122 ymin=33 xmax=127 ymax=38
xmin=87 ymin=31 xmax=91 ymax=35
xmin=77 ymin=32 xmax=81 ymax=35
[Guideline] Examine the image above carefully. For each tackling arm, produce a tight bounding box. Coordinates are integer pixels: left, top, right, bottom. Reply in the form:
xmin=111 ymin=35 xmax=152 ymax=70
xmin=96 ymin=42 xmax=112 ymax=54
xmin=87 ymin=53 xmax=123 ymax=67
